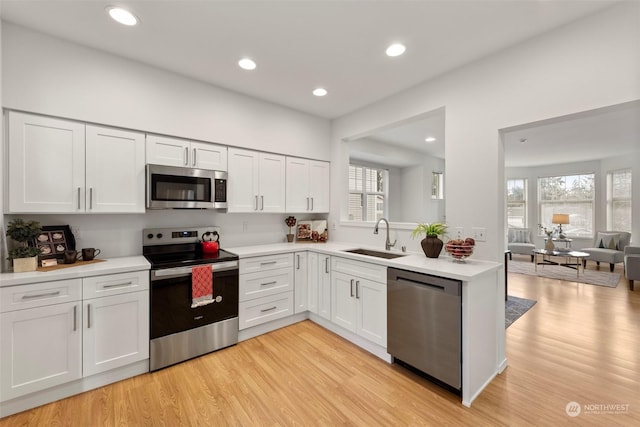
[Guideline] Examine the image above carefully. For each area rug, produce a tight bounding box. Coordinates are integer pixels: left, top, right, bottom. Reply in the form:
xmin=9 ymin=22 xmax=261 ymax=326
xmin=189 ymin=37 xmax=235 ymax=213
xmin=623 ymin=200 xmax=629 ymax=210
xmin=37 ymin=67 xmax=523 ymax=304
xmin=508 ymin=259 xmax=620 ymax=288
xmin=505 ymin=295 xmax=537 ymax=328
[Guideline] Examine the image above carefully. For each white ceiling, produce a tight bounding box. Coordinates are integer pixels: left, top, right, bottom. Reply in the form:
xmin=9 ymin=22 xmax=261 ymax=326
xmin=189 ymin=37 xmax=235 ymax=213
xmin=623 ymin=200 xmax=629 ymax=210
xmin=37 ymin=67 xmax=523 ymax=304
xmin=0 ymin=0 xmax=618 ymax=120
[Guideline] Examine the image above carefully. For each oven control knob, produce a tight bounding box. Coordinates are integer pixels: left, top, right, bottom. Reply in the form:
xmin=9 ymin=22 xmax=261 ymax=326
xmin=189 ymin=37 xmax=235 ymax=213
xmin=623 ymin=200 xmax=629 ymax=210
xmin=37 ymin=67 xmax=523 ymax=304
xmin=156 ymin=233 xmax=163 ymax=239
xmin=147 ymin=233 xmax=154 ymax=239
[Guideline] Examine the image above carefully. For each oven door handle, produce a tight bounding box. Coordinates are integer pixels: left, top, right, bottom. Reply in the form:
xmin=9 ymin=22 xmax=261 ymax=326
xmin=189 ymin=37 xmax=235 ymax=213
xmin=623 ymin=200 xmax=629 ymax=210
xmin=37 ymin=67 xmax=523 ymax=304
xmin=151 ymin=261 xmax=239 ymax=281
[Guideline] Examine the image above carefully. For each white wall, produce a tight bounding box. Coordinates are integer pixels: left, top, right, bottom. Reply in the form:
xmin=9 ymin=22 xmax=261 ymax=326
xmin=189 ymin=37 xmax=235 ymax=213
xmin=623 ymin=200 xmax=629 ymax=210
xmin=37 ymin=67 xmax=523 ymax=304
xmin=1 ymin=23 xmax=332 ymax=265
xmin=330 ymin=2 xmax=640 ymax=260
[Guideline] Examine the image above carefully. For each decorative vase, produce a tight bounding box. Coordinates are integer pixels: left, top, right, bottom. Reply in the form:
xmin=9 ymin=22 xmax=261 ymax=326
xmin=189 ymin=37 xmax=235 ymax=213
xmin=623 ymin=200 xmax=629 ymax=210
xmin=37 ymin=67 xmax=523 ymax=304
xmin=286 ymin=234 xmax=294 ymax=243
xmin=544 ymin=238 xmax=555 ymax=251
xmin=12 ymin=256 xmax=38 ymax=273
xmin=421 ymin=236 xmax=443 ymax=258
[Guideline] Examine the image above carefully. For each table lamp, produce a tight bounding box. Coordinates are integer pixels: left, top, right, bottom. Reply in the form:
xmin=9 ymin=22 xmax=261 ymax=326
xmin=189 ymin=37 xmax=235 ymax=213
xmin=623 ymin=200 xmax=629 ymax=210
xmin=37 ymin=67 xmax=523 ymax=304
xmin=552 ymin=214 xmax=570 ymax=238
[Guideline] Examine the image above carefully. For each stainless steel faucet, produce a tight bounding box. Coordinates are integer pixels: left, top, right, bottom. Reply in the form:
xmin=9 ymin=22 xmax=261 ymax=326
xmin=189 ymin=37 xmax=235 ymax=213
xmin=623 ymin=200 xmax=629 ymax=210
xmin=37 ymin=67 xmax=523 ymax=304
xmin=373 ymin=218 xmax=397 ymax=251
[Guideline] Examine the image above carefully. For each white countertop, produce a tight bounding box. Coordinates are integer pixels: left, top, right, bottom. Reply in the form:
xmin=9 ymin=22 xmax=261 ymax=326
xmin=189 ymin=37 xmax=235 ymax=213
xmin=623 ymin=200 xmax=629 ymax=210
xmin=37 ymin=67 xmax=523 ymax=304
xmin=0 ymin=256 xmax=150 ymax=288
xmin=227 ymin=242 xmax=501 ymax=281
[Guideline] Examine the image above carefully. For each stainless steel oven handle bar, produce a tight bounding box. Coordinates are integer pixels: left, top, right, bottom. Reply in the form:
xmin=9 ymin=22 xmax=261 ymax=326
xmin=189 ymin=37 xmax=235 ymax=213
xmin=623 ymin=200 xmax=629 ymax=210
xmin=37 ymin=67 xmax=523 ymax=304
xmin=151 ymin=261 xmax=239 ymax=281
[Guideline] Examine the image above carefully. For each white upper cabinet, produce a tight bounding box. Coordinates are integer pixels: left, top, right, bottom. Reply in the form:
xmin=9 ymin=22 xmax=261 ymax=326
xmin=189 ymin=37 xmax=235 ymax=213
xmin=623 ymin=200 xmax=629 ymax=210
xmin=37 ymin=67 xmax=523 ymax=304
xmin=145 ymin=134 xmax=227 ymax=171
xmin=85 ymin=125 xmax=145 ymax=213
xmin=7 ymin=111 xmax=145 ymax=213
xmin=8 ymin=112 xmax=85 ymax=213
xmin=285 ymin=157 xmax=330 ymax=213
xmin=228 ymin=148 xmax=286 ymax=213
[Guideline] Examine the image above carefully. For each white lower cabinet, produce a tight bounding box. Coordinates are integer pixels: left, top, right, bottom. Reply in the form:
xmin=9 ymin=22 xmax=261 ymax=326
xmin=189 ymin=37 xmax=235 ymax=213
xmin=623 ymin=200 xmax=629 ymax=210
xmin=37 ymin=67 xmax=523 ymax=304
xmin=331 ymin=257 xmax=387 ymax=347
xmin=294 ymin=251 xmax=308 ymax=314
xmin=318 ymin=254 xmax=332 ymax=320
xmin=239 ymin=253 xmax=294 ymax=330
xmin=0 ymin=271 xmax=149 ymax=404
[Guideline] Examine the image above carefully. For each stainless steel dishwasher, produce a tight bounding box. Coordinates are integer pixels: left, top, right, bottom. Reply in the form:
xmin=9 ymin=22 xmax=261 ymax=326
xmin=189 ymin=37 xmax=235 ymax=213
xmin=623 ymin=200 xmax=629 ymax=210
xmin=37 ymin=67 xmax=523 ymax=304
xmin=387 ymin=268 xmax=462 ymax=392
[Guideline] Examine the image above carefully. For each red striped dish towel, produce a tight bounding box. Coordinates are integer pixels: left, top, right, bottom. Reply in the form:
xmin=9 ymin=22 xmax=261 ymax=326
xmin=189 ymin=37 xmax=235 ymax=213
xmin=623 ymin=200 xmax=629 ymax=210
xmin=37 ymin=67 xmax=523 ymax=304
xmin=191 ymin=264 xmax=214 ymax=308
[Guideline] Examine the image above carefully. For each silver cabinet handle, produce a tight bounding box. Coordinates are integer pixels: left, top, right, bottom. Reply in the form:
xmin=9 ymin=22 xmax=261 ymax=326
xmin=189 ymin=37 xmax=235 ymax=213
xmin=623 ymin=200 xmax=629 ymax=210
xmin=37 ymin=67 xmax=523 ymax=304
xmin=89 ymin=187 xmax=93 ymax=209
xmin=22 ymin=290 xmax=61 ymax=300
xmin=255 ymin=195 xmax=258 ymax=210
xmin=87 ymin=303 xmax=92 ymax=328
xmin=192 ymin=148 xmax=197 ymax=166
xmin=356 ymin=280 xmax=360 ymax=299
xmin=306 ymin=197 xmax=310 ymax=210
xmin=77 ymin=187 xmax=81 ymax=210
xmin=260 ymin=195 xmax=264 ymax=211
xmin=73 ymin=305 xmax=77 ymax=331
xmin=296 ymin=254 xmax=300 ymax=269
xmin=350 ymin=279 xmax=354 ymax=297
xmin=260 ymin=306 xmax=277 ymax=313
xmin=102 ymin=281 xmax=133 ymax=289
xmin=325 ymin=257 xmax=329 ymax=274
xmin=311 ymin=197 xmax=314 ymax=211
xmin=260 ymin=281 xmax=277 ymax=286
xmin=260 ymin=261 xmax=277 ymax=266
xmin=184 ymin=147 xmax=189 ymax=165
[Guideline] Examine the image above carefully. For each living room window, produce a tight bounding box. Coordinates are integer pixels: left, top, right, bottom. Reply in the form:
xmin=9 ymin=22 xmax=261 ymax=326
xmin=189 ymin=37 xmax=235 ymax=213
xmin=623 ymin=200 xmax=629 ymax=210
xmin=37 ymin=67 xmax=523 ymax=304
xmin=348 ymin=164 xmax=387 ymax=221
xmin=507 ymin=178 xmax=527 ymax=228
xmin=538 ymin=173 xmax=594 ymax=237
xmin=607 ymin=169 xmax=632 ymax=232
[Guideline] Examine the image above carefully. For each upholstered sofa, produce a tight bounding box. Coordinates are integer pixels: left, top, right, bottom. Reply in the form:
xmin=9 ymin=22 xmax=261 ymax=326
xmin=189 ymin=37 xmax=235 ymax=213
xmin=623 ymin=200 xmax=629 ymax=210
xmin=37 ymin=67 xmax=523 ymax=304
xmin=581 ymin=231 xmax=631 ymax=272
xmin=507 ymin=228 xmax=535 ymax=262
xmin=624 ymin=246 xmax=640 ymax=291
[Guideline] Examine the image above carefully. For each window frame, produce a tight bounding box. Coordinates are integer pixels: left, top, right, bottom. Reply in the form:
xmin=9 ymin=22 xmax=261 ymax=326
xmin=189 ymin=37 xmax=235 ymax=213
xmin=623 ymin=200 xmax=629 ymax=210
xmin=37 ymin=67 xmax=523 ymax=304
xmin=507 ymin=178 xmax=527 ymax=229
xmin=606 ymin=168 xmax=632 ymax=232
xmin=537 ymin=173 xmax=595 ymax=238
xmin=348 ymin=163 xmax=388 ymax=222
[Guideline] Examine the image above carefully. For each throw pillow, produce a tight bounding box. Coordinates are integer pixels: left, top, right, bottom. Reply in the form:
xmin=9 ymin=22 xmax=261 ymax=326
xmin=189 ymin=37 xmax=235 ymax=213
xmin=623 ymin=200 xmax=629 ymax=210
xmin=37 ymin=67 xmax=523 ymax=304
xmin=596 ymin=232 xmax=621 ymax=250
xmin=516 ymin=230 xmax=531 ymax=244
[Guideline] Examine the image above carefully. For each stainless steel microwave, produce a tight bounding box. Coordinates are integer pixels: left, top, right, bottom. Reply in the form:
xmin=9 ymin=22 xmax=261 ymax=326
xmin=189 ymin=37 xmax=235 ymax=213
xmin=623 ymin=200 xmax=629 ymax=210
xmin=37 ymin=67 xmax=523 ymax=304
xmin=146 ymin=164 xmax=227 ymax=209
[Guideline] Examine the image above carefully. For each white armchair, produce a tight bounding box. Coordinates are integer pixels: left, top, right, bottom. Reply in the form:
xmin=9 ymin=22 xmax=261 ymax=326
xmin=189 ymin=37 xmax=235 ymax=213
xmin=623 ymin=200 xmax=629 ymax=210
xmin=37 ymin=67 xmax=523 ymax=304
xmin=507 ymin=228 xmax=535 ymax=262
xmin=582 ymin=231 xmax=631 ymax=272
xmin=624 ymin=246 xmax=640 ymax=291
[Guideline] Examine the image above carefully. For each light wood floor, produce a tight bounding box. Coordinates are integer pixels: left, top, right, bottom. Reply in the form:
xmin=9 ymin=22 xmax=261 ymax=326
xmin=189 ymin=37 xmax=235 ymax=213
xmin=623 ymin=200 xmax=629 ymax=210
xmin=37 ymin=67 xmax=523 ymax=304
xmin=2 ymin=257 xmax=639 ymax=426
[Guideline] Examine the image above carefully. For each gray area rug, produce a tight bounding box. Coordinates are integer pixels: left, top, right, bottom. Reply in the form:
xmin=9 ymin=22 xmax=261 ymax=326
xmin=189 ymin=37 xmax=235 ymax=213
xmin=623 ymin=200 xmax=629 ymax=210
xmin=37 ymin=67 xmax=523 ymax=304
xmin=505 ymin=295 xmax=537 ymax=328
xmin=508 ymin=259 xmax=620 ymax=288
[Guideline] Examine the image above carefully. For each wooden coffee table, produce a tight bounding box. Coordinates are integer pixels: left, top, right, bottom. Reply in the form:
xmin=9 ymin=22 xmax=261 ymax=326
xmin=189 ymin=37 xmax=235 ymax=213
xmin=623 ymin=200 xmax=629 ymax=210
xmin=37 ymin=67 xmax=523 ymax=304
xmin=532 ymin=249 xmax=590 ymax=278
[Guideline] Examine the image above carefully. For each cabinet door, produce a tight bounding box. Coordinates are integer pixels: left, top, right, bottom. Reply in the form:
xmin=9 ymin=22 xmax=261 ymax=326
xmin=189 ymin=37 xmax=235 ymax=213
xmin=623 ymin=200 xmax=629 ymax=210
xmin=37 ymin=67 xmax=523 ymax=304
xmin=0 ymin=302 xmax=81 ymax=401
xmin=258 ymin=153 xmax=286 ymax=212
xmin=294 ymin=252 xmax=308 ymax=314
xmin=227 ymin=148 xmax=259 ymax=212
xmin=86 ymin=125 xmax=145 ymax=213
xmin=356 ymin=279 xmax=387 ymax=347
xmin=318 ymin=254 xmax=332 ymax=320
xmin=331 ymin=271 xmax=357 ymax=333
xmin=145 ymin=134 xmax=190 ymax=167
xmin=8 ymin=112 xmax=85 ymax=213
xmin=285 ymin=157 xmax=310 ymax=212
xmin=307 ymin=252 xmax=319 ymax=314
xmin=191 ymin=141 xmax=228 ymax=171
xmin=309 ymin=160 xmax=330 ymax=213
xmin=83 ymin=291 xmax=149 ymax=377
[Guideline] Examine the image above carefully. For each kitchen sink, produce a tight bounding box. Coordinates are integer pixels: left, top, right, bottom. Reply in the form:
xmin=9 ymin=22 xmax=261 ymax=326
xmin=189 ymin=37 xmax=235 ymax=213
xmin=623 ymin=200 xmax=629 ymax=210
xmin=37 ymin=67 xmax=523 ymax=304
xmin=342 ymin=248 xmax=407 ymax=259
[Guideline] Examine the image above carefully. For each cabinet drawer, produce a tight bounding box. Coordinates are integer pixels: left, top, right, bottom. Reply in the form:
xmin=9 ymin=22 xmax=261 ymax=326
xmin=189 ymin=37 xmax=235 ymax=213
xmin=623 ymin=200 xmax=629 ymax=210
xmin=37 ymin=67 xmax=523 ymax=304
xmin=238 ymin=291 xmax=294 ymax=330
xmin=82 ymin=270 xmax=149 ymax=299
xmin=0 ymin=279 xmax=82 ymax=313
xmin=239 ymin=267 xmax=294 ymax=302
xmin=240 ymin=253 xmax=293 ymax=274
xmin=331 ymin=256 xmax=387 ymax=283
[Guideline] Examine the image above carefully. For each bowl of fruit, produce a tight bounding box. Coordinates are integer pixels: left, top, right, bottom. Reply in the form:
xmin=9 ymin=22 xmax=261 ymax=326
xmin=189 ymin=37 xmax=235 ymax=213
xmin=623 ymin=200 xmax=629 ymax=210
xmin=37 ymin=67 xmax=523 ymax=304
xmin=444 ymin=237 xmax=475 ymax=262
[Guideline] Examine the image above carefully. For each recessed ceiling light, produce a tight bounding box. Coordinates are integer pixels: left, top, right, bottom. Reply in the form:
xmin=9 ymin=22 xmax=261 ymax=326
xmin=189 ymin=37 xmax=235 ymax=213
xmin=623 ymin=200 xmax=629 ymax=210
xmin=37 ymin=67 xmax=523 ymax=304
xmin=106 ymin=6 xmax=138 ymax=26
xmin=386 ymin=43 xmax=406 ymax=57
xmin=238 ymin=58 xmax=257 ymax=70
xmin=313 ymin=88 xmax=328 ymax=97
xmin=425 ymin=136 xmax=437 ymax=143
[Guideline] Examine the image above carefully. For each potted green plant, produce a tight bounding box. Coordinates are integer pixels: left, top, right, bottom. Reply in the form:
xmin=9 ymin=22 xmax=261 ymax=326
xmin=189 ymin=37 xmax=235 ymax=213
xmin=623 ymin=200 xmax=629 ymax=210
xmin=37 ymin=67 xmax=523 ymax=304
xmin=6 ymin=218 xmax=42 ymax=272
xmin=411 ymin=222 xmax=448 ymax=258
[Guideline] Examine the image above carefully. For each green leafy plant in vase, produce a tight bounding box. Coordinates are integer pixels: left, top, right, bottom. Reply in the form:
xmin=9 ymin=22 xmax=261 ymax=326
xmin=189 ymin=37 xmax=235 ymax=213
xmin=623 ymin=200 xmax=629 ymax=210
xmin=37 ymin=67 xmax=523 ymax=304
xmin=6 ymin=218 xmax=43 ymax=272
xmin=411 ymin=222 xmax=448 ymax=258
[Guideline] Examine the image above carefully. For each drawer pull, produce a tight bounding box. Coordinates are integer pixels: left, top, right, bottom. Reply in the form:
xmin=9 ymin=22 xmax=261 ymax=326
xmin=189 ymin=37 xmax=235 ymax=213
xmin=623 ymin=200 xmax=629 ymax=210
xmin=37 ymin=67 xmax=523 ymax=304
xmin=73 ymin=305 xmax=77 ymax=332
xmin=260 ymin=261 xmax=277 ymax=266
xmin=22 ymin=290 xmax=61 ymax=300
xmin=87 ymin=303 xmax=92 ymax=328
xmin=260 ymin=281 xmax=277 ymax=286
xmin=260 ymin=306 xmax=277 ymax=313
xmin=102 ymin=281 xmax=133 ymax=289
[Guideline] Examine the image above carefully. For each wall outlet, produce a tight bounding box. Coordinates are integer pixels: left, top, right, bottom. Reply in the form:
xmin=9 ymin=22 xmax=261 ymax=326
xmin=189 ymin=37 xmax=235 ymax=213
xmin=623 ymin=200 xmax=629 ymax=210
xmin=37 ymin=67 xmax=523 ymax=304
xmin=453 ymin=227 xmax=464 ymax=240
xmin=472 ymin=227 xmax=487 ymax=242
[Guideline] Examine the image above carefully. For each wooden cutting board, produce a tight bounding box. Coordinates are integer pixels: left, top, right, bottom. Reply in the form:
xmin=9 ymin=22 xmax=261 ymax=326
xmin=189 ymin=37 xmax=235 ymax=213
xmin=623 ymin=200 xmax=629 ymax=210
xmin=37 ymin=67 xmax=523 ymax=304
xmin=37 ymin=258 xmax=106 ymax=272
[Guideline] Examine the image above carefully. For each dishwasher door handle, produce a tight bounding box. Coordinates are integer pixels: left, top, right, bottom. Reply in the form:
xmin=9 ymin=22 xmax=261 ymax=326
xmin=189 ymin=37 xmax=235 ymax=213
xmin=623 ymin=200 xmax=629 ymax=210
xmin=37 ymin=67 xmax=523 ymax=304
xmin=396 ymin=277 xmax=446 ymax=291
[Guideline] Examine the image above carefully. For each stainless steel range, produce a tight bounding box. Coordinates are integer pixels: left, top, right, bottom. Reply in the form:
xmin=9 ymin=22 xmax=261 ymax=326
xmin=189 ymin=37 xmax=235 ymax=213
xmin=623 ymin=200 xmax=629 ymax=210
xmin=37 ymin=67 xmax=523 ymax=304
xmin=143 ymin=226 xmax=239 ymax=371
